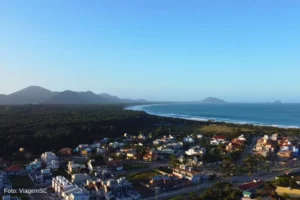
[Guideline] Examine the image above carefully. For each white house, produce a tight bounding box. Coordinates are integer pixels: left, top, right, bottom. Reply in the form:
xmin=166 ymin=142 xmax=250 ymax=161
xmin=271 ymin=134 xmax=278 ymax=141
xmin=168 ymin=134 xmax=175 ymax=140
xmin=157 ymin=146 xmax=175 ymax=154
xmin=173 ymin=165 xmax=201 ymax=184
xmin=68 ymin=161 xmax=86 ymax=174
xmin=46 ymin=159 xmax=59 ymax=171
xmin=138 ymin=134 xmax=146 ymax=140
xmin=210 ymin=135 xmax=226 ymax=145
xmin=41 ymin=152 xmax=58 ymax=165
xmin=52 ymin=176 xmax=89 ymax=200
xmin=183 ymin=136 xmax=194 ymax=143
xmin=87 ymin=159 xmax=102 ymax=172
xmin=197 ymin=134 xmax=203 ymax=139
xmin=185 ymin=146 xmax=206 ymax=156
xmin=237 ymin=134 xmax=246 ymax=141
xmin=71 ymin=173 xmax=92 ymax=184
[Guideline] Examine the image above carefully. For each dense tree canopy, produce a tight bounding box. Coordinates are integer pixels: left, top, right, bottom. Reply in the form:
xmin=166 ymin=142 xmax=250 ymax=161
xmin=0 ymin=104 xmax=184 ymax=156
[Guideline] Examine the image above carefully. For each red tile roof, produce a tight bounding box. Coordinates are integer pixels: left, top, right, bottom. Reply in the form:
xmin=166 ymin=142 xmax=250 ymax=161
xmin=213 ymin=135 xmax=226 ymax=140
xmin=232 ymin=139 xmax=245 ymax=145
xmin=237 ymin=181 xmax=263 ymax=191
xmin=5 ymin=165 xmax=22 ymax=173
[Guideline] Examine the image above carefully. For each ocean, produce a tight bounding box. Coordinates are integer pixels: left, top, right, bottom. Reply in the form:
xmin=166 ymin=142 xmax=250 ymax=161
xmin=126 ymin=103 xmax=300 ymax=129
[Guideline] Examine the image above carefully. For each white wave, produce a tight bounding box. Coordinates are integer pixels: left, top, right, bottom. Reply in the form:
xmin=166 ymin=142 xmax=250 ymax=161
xmin=125 ymin=104 xmax=300 ymax=129
xmin=125 ymin=104 xmax=168 ymax=111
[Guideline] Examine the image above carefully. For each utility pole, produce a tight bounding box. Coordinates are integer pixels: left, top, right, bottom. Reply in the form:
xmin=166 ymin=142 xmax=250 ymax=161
xmin=155 ymin=188 xmax=159 ymax=200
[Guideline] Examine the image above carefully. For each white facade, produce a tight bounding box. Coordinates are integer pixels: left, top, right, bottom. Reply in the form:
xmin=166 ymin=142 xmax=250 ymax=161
xmin=237 ymin=134 xmax=246 ymax=141
xmin=185 ymin=146 xmax=205 ymax=156
xmin=197 ymin=134 xmax=203 ymax=139
xmin=183 ymin=136 xmax=194 ymax=143
xmin=46 ymin=159 xmax=59 ymax=171
xmin=41 ymin=152 xmax=58 ymax=165
xmin=210 ymin=136 xmax=226 ymax=145
xmin=210 ymin=139 xmax=220 ymax=145
xmin=71 ymin=173 xmax=91 ymax=184
xmin=157 ymin=146 xmax=175 ymax=154
xmin=52 ymin=176 xmax=88 ymax=200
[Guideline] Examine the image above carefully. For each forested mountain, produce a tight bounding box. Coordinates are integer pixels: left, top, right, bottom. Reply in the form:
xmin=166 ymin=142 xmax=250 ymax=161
xmin=0 ymin=86 xmax=147 ymax=105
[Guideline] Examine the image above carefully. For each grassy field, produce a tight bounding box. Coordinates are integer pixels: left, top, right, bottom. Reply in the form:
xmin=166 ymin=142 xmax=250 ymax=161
xmin=123 ymin=163 xmax=148 ymax=171
xmin=127 ymin=170 xmax=161 ymax=183
xmin=200 ymin=125 xmax=254 ymax=134
xmin=9 ymin=175 xmax=34 ymax=189
xmin=133 ymin=183 xmax=154 ymax=198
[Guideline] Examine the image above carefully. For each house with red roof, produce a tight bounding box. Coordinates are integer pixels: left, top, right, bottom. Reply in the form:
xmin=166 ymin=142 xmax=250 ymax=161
xmin=210 ymin=135 xmax=227 ymax=145
xmin=5 ymin=165 xmax=22 ymax=175
xmin=237 ymin=180 xmax=264 ymax=198
xmin=225 ymin=135 xmax=246 ymax=152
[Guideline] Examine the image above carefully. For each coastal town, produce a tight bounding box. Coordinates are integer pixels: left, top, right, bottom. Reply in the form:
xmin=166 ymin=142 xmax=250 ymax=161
xmin=1 ymin=0 xmax=300 ymax=199
xmin=2 ymin=126 xmax=300 ymax=200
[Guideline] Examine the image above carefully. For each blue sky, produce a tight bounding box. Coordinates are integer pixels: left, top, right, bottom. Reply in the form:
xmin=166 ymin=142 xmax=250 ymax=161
xmin=0 ymin=0 xmax=300 ymax=102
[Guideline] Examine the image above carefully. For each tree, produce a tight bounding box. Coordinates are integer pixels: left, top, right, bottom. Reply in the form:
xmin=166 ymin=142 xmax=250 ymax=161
xmin=168 ymin=155 xmax=180 ymax=168
xmin=199 ymin=137 xmax=207 ymax=147
xmin=188 ymin=192 xmax=198 ymax=200
xmin=282 ymin=193 xmax=290 ymax=199
xmin=170 ymin=196 xmax=184 ymax=200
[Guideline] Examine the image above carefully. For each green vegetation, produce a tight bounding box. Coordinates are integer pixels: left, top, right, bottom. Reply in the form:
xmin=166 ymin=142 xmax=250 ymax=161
xmin=0 ymin=104 xmax=185 ymax=156
xmin=126 ymin=170 xmax=161 ymax=183
xmin=1 ymin=104 xmax=299 ymax=158
xmin=123 ymin=163 xmax=148 ymax=171
xmin=170 ymin=182 xmax=243 ymax=200
xmin=198 ymin=182 xmax=242 ymax=200
xmin=200 ymin=125 xmax=253 ymax=134
xmin=275 ymin=176 xmax=298 ymax=188
xmin=169 ymin=196 xmax=184 ymax=200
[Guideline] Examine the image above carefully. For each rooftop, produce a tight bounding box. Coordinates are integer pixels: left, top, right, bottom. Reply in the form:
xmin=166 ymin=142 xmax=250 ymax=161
xmin=5 ymin=165 xmax=22 ymax=173
xmin=237 ymin=180 xmax=264 ymax=191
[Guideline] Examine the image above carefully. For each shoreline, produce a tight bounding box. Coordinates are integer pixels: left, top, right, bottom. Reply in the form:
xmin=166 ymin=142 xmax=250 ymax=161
xmin=125 ymin=104 xmax=300 ymax=130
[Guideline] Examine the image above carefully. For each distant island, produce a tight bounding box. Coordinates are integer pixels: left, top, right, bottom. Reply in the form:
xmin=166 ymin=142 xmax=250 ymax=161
xmin=273 ymin=100 xmax=283 ymax=104
xmin=201 ymin=97 xmax=227 ymax=104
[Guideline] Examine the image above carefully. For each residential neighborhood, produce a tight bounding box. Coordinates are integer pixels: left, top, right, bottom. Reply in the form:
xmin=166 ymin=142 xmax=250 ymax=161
xmin=2 ymin=130 xmax=300 ymax=200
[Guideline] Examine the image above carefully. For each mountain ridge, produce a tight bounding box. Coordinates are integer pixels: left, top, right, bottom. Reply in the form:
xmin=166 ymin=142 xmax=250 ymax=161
xmin=0 ymin=86 xmax=147 ymax=105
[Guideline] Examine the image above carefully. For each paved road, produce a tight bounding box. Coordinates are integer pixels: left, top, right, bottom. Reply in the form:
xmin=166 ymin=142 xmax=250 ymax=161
xmin=141 ymin=163 xmax=297 ymax=200
xmin=142 ymin=183 xmax=213 ymax=200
